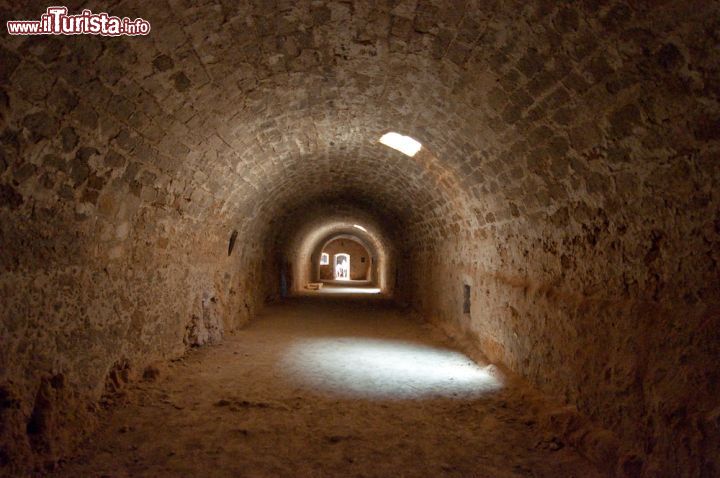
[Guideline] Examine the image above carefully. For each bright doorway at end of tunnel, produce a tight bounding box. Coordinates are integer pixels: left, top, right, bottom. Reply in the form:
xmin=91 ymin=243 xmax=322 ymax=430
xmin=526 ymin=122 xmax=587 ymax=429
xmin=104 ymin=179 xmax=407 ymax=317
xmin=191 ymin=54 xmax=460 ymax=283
xmin=280 ymin=338 xmax=503 ymax=400
xmin=334 ymin=253 xmax=350 ymax=280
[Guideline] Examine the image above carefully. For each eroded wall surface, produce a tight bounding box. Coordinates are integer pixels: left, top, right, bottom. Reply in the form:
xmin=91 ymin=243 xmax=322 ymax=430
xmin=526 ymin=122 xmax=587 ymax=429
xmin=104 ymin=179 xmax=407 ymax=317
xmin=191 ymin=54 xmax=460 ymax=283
xmin=0 ymin=9 xmax=269 ymax=470
xmin=402 ymin=4 xmax=720 ymax=476
xmin=0 ymin=203 xmax=265 ymax=470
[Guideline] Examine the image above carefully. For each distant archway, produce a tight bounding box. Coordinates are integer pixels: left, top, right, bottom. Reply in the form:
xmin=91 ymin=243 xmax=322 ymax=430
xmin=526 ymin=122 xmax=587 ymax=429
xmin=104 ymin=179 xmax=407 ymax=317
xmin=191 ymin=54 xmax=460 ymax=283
xmin=284 ymin=209 xmax=397 ymax=295
xmin=318 ymin=235 xmax=373 ymax=282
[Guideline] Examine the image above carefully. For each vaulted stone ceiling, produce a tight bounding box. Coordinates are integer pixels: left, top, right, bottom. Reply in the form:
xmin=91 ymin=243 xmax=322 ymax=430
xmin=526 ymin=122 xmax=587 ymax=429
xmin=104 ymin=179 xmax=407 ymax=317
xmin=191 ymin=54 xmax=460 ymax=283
xmin=9 ymin=0 xmax=716 ymax=244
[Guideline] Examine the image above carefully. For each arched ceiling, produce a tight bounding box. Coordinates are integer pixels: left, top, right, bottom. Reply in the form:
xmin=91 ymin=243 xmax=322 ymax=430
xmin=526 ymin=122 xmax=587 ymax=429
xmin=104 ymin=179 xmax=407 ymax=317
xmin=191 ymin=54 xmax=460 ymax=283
xmin=319 ymin=235 xmax=375 ymax=258
xmin=3 ymin=0 xmax=716 ymax=248
xmin=0 ymin=0 xmax=525 ymax=240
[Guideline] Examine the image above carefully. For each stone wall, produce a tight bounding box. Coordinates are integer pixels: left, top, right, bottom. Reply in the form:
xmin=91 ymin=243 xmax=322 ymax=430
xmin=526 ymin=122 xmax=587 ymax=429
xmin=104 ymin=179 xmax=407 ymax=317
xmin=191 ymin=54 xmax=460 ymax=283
xmin=0 ymin=201 xmax=265 ymax=472
xmin=407 ymin=222 xmax=719 ymax=475
xmin=0 ymin=144 xmax=260 ymax=469
xmin=398 ymin=2 xmax=720 ymax=474
xmin=0 ymin=6 xmax=268 ymax=470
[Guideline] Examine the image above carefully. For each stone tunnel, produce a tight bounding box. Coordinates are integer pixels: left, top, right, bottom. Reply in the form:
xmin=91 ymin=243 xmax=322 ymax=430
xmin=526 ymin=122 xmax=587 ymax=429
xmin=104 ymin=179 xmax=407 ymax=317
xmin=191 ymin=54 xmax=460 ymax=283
xmin=0 ymin=1 xmax=719 ymax=476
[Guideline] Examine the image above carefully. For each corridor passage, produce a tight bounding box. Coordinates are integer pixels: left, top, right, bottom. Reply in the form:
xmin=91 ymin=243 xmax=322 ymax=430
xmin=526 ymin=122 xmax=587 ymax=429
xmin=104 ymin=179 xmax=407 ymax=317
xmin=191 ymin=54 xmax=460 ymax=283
xmin=53 ymin=296 xmax=600 ymax=478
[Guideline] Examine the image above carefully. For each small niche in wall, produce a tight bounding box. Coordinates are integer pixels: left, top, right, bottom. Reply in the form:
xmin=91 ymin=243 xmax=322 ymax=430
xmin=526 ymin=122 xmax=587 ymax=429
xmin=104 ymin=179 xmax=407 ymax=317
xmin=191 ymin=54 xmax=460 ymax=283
xmin=361 ymin=256 xmax=366 ymax=263
xmin=228 ymin=229 xmax=238 ymax=256
xmin=463 ymin=284 xmax=471 ymax=315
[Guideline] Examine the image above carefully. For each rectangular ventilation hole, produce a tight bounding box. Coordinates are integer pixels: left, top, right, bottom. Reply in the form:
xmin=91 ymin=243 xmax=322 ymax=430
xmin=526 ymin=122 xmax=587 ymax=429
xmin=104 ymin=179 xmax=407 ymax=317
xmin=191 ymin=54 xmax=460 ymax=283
xmin=463 ymin=284 xmax=471 ymax=314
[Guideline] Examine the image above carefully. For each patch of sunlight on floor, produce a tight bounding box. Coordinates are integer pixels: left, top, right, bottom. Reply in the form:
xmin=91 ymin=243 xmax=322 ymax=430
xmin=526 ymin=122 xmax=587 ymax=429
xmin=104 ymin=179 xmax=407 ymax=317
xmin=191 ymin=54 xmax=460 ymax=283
xmin=319 ymin=286 xmax=382 ymax=294
xmin=281 ymin=338 xmax=503 ymax=399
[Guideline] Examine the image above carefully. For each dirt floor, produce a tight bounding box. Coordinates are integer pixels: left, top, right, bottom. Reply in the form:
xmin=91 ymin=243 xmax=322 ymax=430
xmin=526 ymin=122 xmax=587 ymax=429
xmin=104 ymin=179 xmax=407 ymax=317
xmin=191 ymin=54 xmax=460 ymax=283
xmin=51 ymin=292 xmax=602 ymax=477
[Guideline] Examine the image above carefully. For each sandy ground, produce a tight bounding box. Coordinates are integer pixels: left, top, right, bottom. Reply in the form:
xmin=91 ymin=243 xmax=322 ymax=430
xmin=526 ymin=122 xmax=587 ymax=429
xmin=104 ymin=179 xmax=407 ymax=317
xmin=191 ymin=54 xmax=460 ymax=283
xmin=51 ymin=293 xmax=602 ymax=477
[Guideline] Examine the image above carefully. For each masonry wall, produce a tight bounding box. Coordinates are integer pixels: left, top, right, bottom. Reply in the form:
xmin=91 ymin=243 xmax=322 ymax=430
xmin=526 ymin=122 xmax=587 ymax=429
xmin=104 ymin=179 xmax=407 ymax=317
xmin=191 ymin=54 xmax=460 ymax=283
xmin=0 ymin=199 xmax=266 ymax=472
xmin=400 ymin=4 xmax=720 ymax=474
xmin=407 ymin=212 xmax=719 ymax=476
xmin=0 ymin=31 xmax=268 ymax=471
